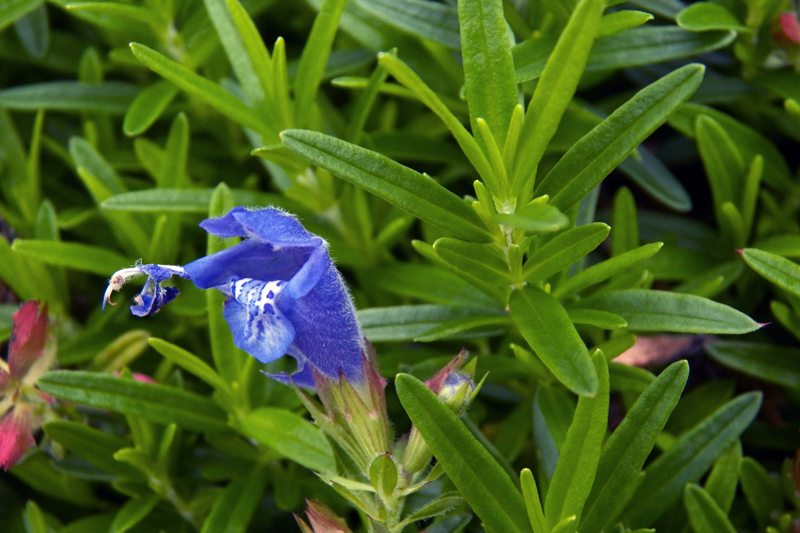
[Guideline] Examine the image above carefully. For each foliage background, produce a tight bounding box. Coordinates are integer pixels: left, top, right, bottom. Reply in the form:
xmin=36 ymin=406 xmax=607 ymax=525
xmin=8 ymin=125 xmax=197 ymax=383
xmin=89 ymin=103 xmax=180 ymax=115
xmin=1 ymin=0 xmax=800 ymax=531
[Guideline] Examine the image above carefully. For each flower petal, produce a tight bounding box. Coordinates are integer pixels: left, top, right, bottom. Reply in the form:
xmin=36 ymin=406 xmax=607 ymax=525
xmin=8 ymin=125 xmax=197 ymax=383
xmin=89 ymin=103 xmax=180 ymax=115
xmin=9 ymin=302 xmax=47 ymax=379
xmin=0 ymin=410 xmax=35 ymax=470
xmin=185 ymin=239 xmax=311 ymax=290
xmin=285 ymin=245 xmax=330 ymax=300
xmin=223 ymin=279 xmax=296 ymax=363
xmin=282 ymin=267 xmax=365 ymax=383
xmin=200 ymin=206 xmax=323 ymax=248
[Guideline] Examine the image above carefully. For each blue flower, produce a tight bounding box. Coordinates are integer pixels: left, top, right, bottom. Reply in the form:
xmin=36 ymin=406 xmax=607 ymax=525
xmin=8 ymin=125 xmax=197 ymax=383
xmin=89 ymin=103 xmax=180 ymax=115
xmin=103 ymin=264 xmax=190 ymax=317
xmin=104 ymin=207 xmax=366 ymax=388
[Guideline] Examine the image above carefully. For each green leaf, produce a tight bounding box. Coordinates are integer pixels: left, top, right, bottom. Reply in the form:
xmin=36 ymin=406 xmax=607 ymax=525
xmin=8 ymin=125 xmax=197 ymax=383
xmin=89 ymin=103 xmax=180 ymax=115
xmin=520 ymin=469 xmax=545 ymax=533
xmin=358 ymin=0 xmax=460 ymax=50
xmin=239 ymin=407 xmax=335 ymax=473
xmin=581 ymin=360 xmax=688 ymax=533
xmin=523 ymin=223 xmax=610 ymax=282
xmin=123 ymin=80 xmax=178 ymax=136
xmin=280 ymin=129 xmax=491 ymax=243
xmin=402 ymin=493 xmax=466 ymax=524
xmin=618 ymin=147 xmax=692 ymax=212
xmin=536 ymin=64 xmax=704 ymax=212
xmin=11 ymin=239 xmax=128 ymax=275
xmin=575 ymin=289 xmax=762 ymax=334
xmin=395 ymin=373 xmax=532 ymax=533
xmin=111 ymin=494 xmax=159 ymax=533
xmin=493 ymin=204 xmax=570 ymax=233
xmin=598 ymin=10 xmax=653 ymax=38
xmin=129 ymin=43 xmax=275 ymax=138
xmin=611 ymin=187 xmax=638 ymax=257
xmin=513 ymin=28 xmax=733 ymax=82
xmin=369 ymin=453 xmax=398 ymax=500
xmin=414 ymin=315 xmax=510 ymax=342
xmin=376 ymin=53 xmax=497 ymax=192
xmin=23 ymin=500 xmax=48 ymax=533
xmin=742 ymin=248 xmax=800 ymax=299
xmin=433 ymin=238 xmax=510 ymax=285
xmin=509 ymin=285 xmax=597 ymax=396
xmin=43 ymin=421 xmax=144 ymax=479
xmin=668 ymin=103 xmax=793 ymax=190
xmin=293 ymin=0 xmax=347 ymax=126
xmin=738 ymin=457 xmax=784 ymax=531
xmin=358 ymin=304 xmax=504 ymax=342
xmin=567 ymin=309 xmax=627 ymax=329
xmin=459 ymin=0 xmax=518 ymax=149
xmin=15 ymin=4 xmax=49 ymax=60
xmin=147 ymin=338 xmax=235 ymax=398
xmin=37 ymin=371 xmax=229 ymax=433
xmin=705 ymin=341 xmax=800 ymax=390
xmin=101 ymin=188 xmax=300 ymax=214
xmin=511 ymin=0 xmax=605 ymax=195
xmin=553 ymin=243 xmax=663 ymax=299
xmin=683 ymin=484 xmax=736 ymax=533
xmin=676 ymin=2 xmax=748 ymax=32
xmin=0 ymin=0 xmax=42 ymax=30
xmin=201 ymin=465 xmax=268 ymax=533
xmin=545 ymin=353 xmax=608 ymax=530
xmin=703 ymin=441 xmax=741 ymax=514
xmin=0 ymin=81 xmax=138 ymax=113
xmin=622 ymin=391 xmax=762 ymax=527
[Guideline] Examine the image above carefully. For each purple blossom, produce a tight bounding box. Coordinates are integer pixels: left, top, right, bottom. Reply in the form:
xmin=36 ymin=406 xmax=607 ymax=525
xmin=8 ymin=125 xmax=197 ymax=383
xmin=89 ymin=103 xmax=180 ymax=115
xmin=104 ymin=207 xmax=366 ymax=388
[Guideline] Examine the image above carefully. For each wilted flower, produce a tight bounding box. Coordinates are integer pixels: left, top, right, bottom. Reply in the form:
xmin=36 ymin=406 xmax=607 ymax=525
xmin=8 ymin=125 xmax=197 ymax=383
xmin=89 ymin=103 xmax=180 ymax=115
xmin=0 ymin=301 xmax=54 ymax=470
xmin=104 ymin=207 xmax=366 ymax=388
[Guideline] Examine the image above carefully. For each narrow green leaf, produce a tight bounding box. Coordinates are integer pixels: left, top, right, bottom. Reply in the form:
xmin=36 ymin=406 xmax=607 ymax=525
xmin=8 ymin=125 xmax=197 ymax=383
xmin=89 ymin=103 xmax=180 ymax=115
xmin=129 ymin=43 xmax=274 ymax=138
xmin=520 ymin=469 xmax=545 ymax=533
xmin=123 ymin=80 xmax=179 ymax=136
xmin=459 ymin=0 xmax=518 ymax=148
xmin=293 ymin=0 xmax=348 ymax=126
xmin=553 ymin=243 xmax=663 ymax=299
xmin=377 ymin=53 xmax=497 ymax=190
xmin=112 ymin=494 xmax=159 ymax=533
xmin=511 ymin=0 xmax=605 ymax=195
xmin=598 ymin=10 xmax=653 ymax=38
xmin=738 ymin=457 xmax=784 ymax=530
xmin=159 ymin=113 xmax=189 ymax=188
xmin=280 ymin=129 xmax=492 ymax=243
xmin=15 ymin=4 xmax=49 ymax=60
xmin=683 ymin=484 xmax=736 ymax=533
xmin=668 ymin=103 xmax=792 ymax=189
xmin=523 ymin=223 xmax=610 ymax=282
xmin=414 ymin=315 xmax=510 ymax=342
xmin=509 ymin=285 xmax=598 ymax=396
xmin=576 ymin=289 xmax=762 ymax=334
xmin=581 ymin=360 xmax=688 ymax=533
xmin=225 ymin=0 xmax=274 ymax=111
xmin=703 ymin=441 xmax=741 ymax=514
xmin=622 ymin=391 xmax=762 ymax=527
xmin=706 ymin=341 xmax=800 ymax=390
xmin=43 ymin=421 xmax=143 ymax=479
xmin=742 ymin=248 xmax=800 ymax=299
xmin=37 ymin=371 xmax=229 ymax=433
xmin=536 ymin=64 xmax=704 ymax=212
xmin=11 ymin=239 xmax=128 ymax=275
xmin=358 ymin=0 xmax=460 ymax=50
xmin=239 ymin=407 xmax=335 ymax=473
xmin=395 ymin=374 xmax=532 ymax=533
xmin=618 ymin=147 xmax=692 ymax=212
xmin=23 ymin=500 xmax=48 ymax=533
xmin=0 ymin=0 xmax=42 ymax=30
xmin=433 ymin=238 xmax=510 ymax=284
xmin=611 ymin=187 xmax=638 ymax=257
xmin=148 ymin=338 xmax=234 ymax=397
xmin=402 ymin=494 xmax=466 ymax=523
xmin=101 ymin=188 xmax=301 ymax=214
xmin=202 ymin=0 xmax=264 ymax=107
xmin=545 ymin=353 xmax=609 ymax=530
xmin=0 ymin=81 xmax=137 ymax=113
xmin=493 ymin=204 xmax=569 ymax=233
xmin=676 ymin=2 xmax=748 ymax=32
xmin=201 ymin=465 xmax=268 ymax=533
xmin=567 ymin=309 xmax=627 ymax=329
xmin=359 ymin=304 xmax=504 ymax=342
